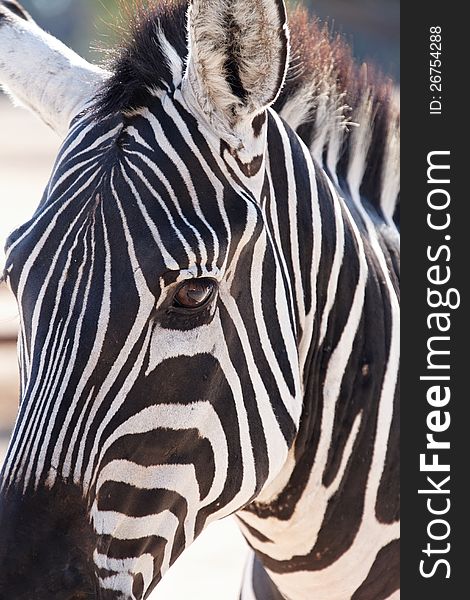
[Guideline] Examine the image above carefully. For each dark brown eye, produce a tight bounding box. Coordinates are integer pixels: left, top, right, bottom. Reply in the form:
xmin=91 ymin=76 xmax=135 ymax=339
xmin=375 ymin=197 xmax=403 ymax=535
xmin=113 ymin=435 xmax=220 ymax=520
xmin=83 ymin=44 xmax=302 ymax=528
xmin=173 ymin=278 xmax=216 ymax=309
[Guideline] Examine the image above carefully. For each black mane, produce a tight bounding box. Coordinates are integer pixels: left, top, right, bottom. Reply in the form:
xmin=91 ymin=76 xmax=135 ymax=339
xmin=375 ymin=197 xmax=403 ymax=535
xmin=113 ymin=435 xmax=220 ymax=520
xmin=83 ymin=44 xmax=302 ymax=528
xmin=96 ymin=0 xmax=188 ymax=117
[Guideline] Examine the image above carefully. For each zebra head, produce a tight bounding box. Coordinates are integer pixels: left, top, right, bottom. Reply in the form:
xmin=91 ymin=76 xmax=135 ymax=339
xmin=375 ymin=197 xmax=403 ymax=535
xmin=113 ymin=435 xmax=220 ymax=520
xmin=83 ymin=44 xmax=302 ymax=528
xmin=0 ymin=1 xmax=302 ymax=597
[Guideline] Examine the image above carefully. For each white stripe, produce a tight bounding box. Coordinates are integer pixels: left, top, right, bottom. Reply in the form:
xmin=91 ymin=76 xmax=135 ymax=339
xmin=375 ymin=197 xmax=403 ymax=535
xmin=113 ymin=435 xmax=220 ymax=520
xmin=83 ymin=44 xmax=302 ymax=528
xmin=123 ymin=154 xmax=202 ymax=267
xmin=142 ymin=107 xmax=217 ymax=267
xmin=156 ymin=27 xmax=184 ymax=87
xmin=3 ymin=199 xmax=94 ymax=487
xmin=52 ymin=203 xmax=112 ymax=482
xmin=92 ymin=509 xmax=179 ymax=576
xmin=318 ymin=177 xmax=345 ymax=346
xmin=275 ymin=117 xmax=306 ymax=329
xmin=120 ymin=159 xmax=181 ymax=270
xmin=77 ymin=170 xmax=156 ymax=485
xmin=96 ymin=461 xmax=200 ymax=547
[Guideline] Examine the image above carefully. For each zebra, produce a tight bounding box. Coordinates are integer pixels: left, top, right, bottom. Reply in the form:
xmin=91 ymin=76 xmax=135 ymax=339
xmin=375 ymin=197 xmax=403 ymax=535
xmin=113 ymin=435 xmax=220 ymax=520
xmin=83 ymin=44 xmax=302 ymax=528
xmin=0 ymin=0 xmax=400 ymax=598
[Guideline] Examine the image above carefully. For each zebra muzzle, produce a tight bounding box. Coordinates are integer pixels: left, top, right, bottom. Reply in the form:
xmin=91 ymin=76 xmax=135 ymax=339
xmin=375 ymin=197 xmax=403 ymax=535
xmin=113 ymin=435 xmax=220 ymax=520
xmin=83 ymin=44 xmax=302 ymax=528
xmin=0 ymin=481 xmax=99 ymax=599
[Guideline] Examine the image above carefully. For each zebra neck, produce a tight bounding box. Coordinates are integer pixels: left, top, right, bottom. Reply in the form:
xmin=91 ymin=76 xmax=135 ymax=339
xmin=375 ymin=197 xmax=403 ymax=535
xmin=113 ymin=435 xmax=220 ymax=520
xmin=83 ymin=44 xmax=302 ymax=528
xmin=237 ymin=418 xmax=399 ymax=599
xmin=235 ymin=184 xmax=400 ymax=599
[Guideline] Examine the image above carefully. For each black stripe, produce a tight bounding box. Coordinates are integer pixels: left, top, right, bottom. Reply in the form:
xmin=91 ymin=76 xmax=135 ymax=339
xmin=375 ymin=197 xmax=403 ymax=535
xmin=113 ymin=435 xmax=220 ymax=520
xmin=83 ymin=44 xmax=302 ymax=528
xmin=375 ymin=376 xmax=400 ymax=523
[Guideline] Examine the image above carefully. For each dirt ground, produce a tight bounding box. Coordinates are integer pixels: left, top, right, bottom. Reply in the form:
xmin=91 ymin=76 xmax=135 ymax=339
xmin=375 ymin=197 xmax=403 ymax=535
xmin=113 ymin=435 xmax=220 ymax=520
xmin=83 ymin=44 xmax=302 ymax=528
xmin=0 ymin=98 xmax=248 ymax=599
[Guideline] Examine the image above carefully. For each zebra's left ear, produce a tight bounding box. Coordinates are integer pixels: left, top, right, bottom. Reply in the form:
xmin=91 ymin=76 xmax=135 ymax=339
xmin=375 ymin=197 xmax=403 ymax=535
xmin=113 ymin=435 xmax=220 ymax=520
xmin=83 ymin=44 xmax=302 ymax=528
xmin=183 ymin=0 xmax=289 ymax=147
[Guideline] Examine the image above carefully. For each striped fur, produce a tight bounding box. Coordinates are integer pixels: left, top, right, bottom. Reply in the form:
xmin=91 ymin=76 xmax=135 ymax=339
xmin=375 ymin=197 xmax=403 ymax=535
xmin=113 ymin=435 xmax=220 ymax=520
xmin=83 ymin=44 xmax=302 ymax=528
xmin=0 ymin=1 xmax=399 ymax=598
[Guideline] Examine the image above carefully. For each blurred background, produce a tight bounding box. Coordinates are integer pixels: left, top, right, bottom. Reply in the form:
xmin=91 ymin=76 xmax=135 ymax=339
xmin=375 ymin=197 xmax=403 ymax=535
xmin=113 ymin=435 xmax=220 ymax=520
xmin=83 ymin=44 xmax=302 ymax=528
xmin=0 ymin=0 xmax=399 ymax=597
xmin=2 ymin=0 xmax=400 ymax=75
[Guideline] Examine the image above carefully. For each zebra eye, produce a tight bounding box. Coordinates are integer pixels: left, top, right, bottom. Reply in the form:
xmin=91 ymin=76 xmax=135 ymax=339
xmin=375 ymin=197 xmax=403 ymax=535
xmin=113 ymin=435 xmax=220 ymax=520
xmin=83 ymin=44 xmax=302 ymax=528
xmin=173 ymin=278 xmax=216 ymax=309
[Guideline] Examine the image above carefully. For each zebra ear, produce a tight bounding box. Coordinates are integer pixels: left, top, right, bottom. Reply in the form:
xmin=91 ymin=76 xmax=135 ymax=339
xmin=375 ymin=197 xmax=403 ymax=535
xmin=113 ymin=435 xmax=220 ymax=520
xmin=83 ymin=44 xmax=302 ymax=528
xmin=183 ymin=0 xmax=289 ymax=147
xmin=0 ymin=1 xmax=107 ymax=136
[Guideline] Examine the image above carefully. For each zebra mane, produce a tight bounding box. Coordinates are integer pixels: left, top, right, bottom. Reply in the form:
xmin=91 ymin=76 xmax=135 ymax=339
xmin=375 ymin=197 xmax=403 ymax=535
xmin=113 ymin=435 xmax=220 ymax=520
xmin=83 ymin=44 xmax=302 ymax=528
xmin=275 ymin=7 xmax=400 ymax=224
xmin=96 ymin=0 xmax=400 ymax=222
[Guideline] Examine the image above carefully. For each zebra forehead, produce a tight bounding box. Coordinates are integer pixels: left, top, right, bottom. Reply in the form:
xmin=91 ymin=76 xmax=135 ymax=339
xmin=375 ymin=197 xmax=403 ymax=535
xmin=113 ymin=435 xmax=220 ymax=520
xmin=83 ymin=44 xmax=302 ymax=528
xmin=4 ymin=106 xmax=266 ymax=299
